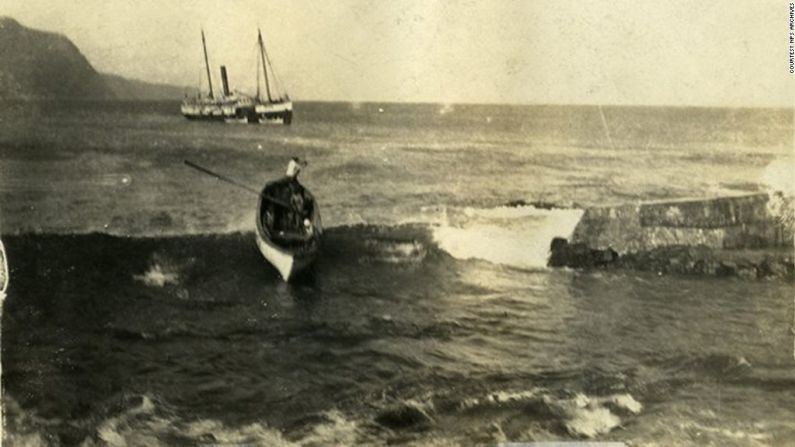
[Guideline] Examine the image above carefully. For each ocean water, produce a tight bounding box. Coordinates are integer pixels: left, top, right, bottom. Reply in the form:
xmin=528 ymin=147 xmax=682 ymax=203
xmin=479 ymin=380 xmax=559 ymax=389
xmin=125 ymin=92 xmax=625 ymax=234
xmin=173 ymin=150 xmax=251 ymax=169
xmin=0 ymin=101 xmax=793 ymax=446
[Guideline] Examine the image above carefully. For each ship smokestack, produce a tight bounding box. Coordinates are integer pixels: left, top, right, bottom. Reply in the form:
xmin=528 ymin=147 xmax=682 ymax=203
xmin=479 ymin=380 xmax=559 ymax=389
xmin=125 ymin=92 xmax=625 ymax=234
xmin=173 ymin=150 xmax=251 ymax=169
xmin=220 ymin=66 xmax=230 ymax=96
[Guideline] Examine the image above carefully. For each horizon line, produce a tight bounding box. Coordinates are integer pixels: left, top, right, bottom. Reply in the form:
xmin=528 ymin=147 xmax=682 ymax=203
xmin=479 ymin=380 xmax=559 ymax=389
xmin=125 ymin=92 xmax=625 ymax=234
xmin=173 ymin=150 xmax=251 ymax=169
xmin=5 ymin=95 xmax=793 ymax=112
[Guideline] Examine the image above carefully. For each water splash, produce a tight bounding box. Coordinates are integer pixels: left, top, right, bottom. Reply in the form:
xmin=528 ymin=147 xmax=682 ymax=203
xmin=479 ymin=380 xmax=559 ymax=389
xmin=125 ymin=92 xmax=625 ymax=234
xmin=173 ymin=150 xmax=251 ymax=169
xmin=433 ymin=206 xmax=584 ymax=269
xmin=133 ymin=253 xmax=188 ymax=287
xmin=761 ymin=157 xmax=795 ymax=197
xmin=134 ymin=263 xmax=180 ymax=287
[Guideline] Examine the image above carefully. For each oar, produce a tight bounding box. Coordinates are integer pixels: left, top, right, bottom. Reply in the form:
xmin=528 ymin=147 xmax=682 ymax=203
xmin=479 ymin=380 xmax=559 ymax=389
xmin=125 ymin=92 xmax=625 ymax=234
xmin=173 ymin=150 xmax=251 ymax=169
xmin=183 ymin=160 xmax=291 ymax=208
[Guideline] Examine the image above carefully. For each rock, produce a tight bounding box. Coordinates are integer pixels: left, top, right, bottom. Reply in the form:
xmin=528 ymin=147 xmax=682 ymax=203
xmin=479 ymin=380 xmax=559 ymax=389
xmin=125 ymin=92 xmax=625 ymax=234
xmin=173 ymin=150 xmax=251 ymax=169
xmin=593 ymin=247 xmax=619 ymax=267
xmin=548 ymin=235 xmax=792 ymax=281
xmin=58 ymin=424 xmax=91 ymax=446
xmin=759 ymin=258 xmax=791 ymax=278
xmin=375 ymin=402 xmax=434 ymax=430
xmin=735 ymin=264 xmax=758 ymax=280
xmin=717 ymin=261 xmax=737 ymax=277
xmin=547 ymin=238 xmax=618 ymax=269
xmin=693 ymin=259 xmax=719 ymax=276
xmin=548 ymin=237 xmax=569 ymax=267
xmin=149 ymin=211 xmax=174 ymax=228
xmin=562 ymin=243 xmax=594 ymax=268
xmin=505 ymin=199 xmax=559 ymax=210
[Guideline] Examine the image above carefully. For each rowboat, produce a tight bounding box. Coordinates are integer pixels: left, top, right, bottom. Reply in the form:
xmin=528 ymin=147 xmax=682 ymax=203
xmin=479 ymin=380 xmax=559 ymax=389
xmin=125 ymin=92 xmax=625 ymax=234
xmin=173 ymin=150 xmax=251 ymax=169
xmin=255 ymin=178 xmax=322 ymax=281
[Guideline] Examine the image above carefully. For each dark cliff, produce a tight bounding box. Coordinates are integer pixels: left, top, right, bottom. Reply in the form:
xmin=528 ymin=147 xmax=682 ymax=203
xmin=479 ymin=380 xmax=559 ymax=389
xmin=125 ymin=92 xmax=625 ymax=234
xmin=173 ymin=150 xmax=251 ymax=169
xmin=0 ymin=17 xmax=190 ymax=100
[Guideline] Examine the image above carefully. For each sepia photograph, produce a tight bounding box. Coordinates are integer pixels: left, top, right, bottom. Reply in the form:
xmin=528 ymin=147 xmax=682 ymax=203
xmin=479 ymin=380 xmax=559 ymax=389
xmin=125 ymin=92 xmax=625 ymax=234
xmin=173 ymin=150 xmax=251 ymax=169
xmin=0 ymin=1 xmax=793 ymax=445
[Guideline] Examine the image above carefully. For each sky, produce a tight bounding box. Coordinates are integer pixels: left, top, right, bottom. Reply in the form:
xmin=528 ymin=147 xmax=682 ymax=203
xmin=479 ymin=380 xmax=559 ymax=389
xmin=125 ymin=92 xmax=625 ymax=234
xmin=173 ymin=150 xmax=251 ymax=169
xmin=2 ymin=0 xmax=793 ymax=107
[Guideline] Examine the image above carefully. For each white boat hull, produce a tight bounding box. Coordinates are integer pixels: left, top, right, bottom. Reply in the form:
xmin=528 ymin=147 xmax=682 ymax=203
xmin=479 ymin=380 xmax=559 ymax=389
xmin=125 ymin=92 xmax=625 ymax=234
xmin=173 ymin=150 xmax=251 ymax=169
xmin=0 ymin=238 xmax=7 ymax=300
xmin=255 ymin=232 xmax=315 ymax=281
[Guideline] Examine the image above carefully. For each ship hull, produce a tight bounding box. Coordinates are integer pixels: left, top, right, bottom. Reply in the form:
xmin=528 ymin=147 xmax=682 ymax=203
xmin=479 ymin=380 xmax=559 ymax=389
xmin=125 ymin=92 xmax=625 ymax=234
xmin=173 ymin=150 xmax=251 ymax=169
xmin=181 ymin=102 xmax=258 ymax=123
xmin=181 ymin=101 xmax=291 ymax=125
xmin=255 ymin=101 xmax=293 ymax=125
xmin=183 ymin=29 xmax=292 ymax=125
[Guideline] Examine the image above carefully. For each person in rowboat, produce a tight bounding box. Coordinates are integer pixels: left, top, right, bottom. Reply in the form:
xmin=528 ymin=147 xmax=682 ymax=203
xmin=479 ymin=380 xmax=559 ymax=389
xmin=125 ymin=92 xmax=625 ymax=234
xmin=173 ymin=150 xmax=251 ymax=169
xmin=285 ymin=158 xmax=311 ymax=231
xmin=265 ymin=158 xmax=314 ymax=242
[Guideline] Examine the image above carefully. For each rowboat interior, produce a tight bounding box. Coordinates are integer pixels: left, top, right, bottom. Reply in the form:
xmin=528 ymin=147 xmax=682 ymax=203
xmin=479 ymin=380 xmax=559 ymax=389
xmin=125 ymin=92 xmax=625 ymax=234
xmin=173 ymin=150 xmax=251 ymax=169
xmin=257 ymin=179 xmax=321 ymax=252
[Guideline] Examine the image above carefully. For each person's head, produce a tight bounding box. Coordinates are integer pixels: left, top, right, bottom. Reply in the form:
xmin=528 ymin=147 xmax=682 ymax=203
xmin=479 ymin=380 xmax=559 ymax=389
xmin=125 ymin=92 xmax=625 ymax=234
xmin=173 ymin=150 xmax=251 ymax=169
xmin=286 ymin=157 xmax=302 ymax=178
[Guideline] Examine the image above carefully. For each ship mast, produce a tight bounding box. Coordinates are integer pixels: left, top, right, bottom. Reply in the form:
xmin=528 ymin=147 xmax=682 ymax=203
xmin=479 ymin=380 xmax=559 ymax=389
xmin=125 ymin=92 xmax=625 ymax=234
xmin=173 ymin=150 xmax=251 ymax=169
xmin=258 ymin=29 xmax=272 ymax=102
xmin=202 ymin=30 xmax=214 ymax=99
xmin=256 ymin=45 xmax=260 ymax=99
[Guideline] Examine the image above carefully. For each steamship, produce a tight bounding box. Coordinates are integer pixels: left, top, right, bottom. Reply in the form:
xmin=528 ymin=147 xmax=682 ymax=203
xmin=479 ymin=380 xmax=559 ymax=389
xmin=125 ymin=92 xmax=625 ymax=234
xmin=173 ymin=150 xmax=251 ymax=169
xmin=181 ymin=30 xmax=292 ymax=125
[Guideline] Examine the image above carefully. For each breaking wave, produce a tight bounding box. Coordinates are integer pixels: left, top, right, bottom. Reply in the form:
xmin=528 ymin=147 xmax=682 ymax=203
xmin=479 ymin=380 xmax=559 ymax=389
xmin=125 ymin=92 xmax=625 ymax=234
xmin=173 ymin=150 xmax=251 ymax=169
xmin=761 ymin=156 xmax=795 ymax=197
xmin=2 ymin=204 xmax=589 ymax=294
xmin=432 ymin=205 xmax=584 ymax=269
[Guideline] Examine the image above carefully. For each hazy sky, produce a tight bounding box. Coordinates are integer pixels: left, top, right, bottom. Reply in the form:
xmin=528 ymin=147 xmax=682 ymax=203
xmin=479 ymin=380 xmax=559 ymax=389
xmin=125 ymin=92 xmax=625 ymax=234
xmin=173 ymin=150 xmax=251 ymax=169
xmin=2 ymin=0 xmax=793 ymax=106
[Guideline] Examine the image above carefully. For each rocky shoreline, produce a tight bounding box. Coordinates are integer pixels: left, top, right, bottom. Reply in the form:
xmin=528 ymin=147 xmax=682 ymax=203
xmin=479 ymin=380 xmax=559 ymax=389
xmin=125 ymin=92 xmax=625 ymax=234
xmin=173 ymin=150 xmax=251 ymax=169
xmin=549 ymin=238 xmax=794 ymax=280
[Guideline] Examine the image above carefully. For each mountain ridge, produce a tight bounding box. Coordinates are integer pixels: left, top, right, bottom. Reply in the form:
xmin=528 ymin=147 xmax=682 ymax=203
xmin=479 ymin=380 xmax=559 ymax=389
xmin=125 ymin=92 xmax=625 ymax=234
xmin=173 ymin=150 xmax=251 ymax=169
xmin=0 ymin=17 xmax=193 ymax=100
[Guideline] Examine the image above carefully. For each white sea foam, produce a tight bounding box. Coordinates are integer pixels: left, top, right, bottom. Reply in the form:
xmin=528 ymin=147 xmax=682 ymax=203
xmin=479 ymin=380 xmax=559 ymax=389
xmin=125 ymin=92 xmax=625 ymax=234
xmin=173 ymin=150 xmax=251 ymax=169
xmin=603 ymin=393 xmax=643 ymax=415
xmin=364 ymin=239 xmax=427 ymax=264
xmin=487 ymin=389 xmax=540 ymax=404
xmin=79 ymin=395 xmax=294 ymax=447
xmin=565 ymin=405 xmax=622 ymax=438
xmin=182 ymin=419 xmax=293 ymax=446
xmin=454 ymin=388 xmax=641 ymax=439
xmin=298 ymin=409 xmax=365 ymax=446
xmin=761 ymin=157 xmax=795 ymax=234
xmin=75 ymin=395 xmax=368 ymax=447
xmin=761 ymin=156 xmax=795 ymax=196
xmin=547 ymin=392 xmax=642 ymax=438
xmin=2 ymin=395 xmax=52 ymax=447
xmin=433 ymin=206 xmax=584 ymax=269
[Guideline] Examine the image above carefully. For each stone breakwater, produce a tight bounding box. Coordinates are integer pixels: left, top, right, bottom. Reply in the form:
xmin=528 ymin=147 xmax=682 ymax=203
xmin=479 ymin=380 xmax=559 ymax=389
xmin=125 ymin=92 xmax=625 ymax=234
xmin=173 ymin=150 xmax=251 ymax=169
xmin=548 ymin=193 xmax=794 ymax=280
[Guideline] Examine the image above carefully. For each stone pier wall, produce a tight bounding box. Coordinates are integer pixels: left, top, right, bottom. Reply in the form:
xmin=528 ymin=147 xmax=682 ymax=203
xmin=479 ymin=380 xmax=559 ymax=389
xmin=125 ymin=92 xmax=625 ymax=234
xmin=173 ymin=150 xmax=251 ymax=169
xmin=549 ymin=193 xmax=794 ymax=280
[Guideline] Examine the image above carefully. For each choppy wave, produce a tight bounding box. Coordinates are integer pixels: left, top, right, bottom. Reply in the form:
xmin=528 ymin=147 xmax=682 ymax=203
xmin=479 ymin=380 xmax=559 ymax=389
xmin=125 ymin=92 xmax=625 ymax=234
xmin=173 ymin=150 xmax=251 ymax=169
xmin=4 ymin=387 xmax=642 ymax=445
xmin=3 ymin=209 xmax=793 ymax=445
xmin=3 ymin=393 xmax=369 ymax=447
